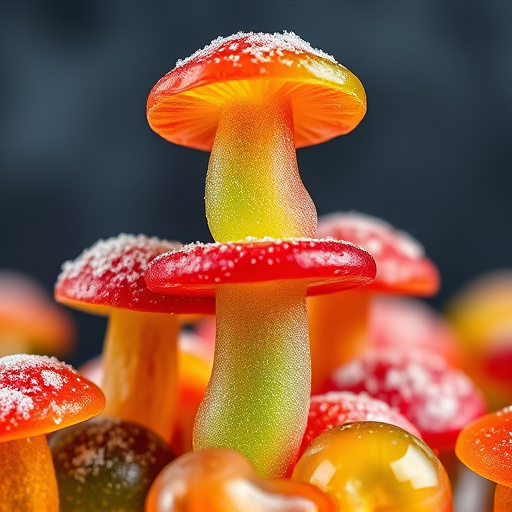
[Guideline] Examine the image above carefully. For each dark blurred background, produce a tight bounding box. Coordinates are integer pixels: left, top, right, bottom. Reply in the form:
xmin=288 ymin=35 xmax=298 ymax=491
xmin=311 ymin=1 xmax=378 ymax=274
xmin=1 ymin=0 xmax=511 ymax=366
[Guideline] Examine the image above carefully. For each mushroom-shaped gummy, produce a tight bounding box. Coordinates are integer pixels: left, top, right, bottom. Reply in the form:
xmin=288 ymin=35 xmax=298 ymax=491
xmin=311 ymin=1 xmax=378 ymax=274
xmin=325 ymin=349 xmax=486 ymax=452
xmin=146 ymin=32 xmax=371 ymax=478
xmin=456 ymin=405 xmax=512 ymax=511
xmin=147 ymin=31 xmax=366 ymax=242
xmin=308 ymin=212 xmax=440 ymax=391
xmin=55 ymin=234 xmax=214 ymax=442
xmin=146 ymin=239 xmax=375 ymax=477
xmin=0 ymin=270 xmax=74 ymax=357
xmin=0 ymin=354 xmax=105 ymax=511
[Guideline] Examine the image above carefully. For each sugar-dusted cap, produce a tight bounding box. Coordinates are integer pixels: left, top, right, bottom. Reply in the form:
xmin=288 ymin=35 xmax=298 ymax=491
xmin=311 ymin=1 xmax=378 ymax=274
xmin=300 ymin=391 xmax=422 ymax=457
xmin=317 ymin=212 xmax=439 ymax=295
xmin=456 ymin=406 xmax=512 ymax=487
xmin=55 ymin=234 xmax=215 ymax=315
xmin=145 ymin=238 xmax=376 ymax=298
xmin=326 ymin=349 xmax=486 ymax=451
xmin=0 ymin=354 xmax=105 ymax=442
xmin=147 ymin=31 xmax=366 ymax=151
xmin=0 ymin=271 xmax=75 ymax=355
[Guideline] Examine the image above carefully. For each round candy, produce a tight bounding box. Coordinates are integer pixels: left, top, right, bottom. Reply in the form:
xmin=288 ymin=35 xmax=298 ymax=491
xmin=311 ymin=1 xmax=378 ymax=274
xmin=293 ymin=421 xmax=453 ymax=511
xmin=49 ymin=417 xmax=174 ymax=511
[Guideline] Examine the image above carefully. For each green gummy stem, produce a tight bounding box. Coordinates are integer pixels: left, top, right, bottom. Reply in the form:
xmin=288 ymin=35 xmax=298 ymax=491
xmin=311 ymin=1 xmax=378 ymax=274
xmin=193 ymin=281 xmax=310 ymax=478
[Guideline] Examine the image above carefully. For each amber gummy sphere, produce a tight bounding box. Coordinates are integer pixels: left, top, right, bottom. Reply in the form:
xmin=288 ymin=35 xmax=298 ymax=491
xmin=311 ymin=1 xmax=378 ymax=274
xmin=293 ymin=421 xmax=453 ymax=511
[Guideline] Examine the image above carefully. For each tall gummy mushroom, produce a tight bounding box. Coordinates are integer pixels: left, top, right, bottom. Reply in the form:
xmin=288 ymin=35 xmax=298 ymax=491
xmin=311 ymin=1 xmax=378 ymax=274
xmin=145 ymin=31 xmax=375 ymax=477
xmin=55 ymin=233 xmax=214 ymax=442
xmin=0 ymin=354 xmax=105 ymax=511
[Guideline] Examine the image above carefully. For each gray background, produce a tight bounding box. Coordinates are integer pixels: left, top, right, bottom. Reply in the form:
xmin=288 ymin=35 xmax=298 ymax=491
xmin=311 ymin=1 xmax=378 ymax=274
xmin=1 ymin=0 xmax=511 ymax=365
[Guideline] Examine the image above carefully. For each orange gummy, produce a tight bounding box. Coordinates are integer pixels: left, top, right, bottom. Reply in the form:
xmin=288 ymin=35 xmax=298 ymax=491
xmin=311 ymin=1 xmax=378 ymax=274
xmin=145 ymin=447 xmax=335 ymax=512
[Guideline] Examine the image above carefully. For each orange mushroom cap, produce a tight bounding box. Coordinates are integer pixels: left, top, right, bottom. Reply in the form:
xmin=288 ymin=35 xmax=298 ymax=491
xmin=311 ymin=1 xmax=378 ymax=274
xmin=147 ymin=31 xmax=366 ymax=151
xmin=456 ymin=405 xmax=512 ymax=487
xmin=55 ymin=234 xmax=214 ymax=315
xmin=317 ymin=212 xmax=440 ymax=295
xmin=0 ymin=354 xmax=105 ymax=442
xmin=0 ymin=271 xmax=75 ymax=355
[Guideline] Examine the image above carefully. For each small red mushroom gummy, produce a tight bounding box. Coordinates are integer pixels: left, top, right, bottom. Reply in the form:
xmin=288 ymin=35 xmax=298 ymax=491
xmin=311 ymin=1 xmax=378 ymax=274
xmin=0 ymin=354 xmax=105 ymax=512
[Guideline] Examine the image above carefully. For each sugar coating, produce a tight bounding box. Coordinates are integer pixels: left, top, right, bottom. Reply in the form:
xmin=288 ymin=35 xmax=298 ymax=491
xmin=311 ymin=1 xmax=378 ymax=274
xmin=317 ymin=212 xmax=436 ymax=289
xmin=331 ymin=350 xmax=485 ymax=439
xmin=50 ymin=417 xmax=173 ymax=507
xmin=0 ymin=354 xmax=97 ymax=438
xmin=318 ymin=212 xmax=424 ymax=261
xmin=302 ymin=391 xmax=421 ymax=450
xmin=56 ymin=233 xmax=180 ymax=305
xmin=175 ymin=31 xmax=337 ymax=70
xmin=147 ymin=237 xmax=370 ymax=290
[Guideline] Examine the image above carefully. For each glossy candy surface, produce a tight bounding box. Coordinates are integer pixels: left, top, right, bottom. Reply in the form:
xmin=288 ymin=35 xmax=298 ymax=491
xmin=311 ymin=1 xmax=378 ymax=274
xmin=50 ymin=417 xmax=174 ymax=511
xmin=293 ymin=421 xmax=453 ymax=511
xmin=145 ymin=447 xmax=336 ymax=512
xmin=300 ymin=391 xmax=422 ymax=457
xmin=147 ymin=31 xmax=366 ymax=151
xmin=325 ymin=350 xmax=486 ymax=450
xmin=145 ymin=238 xmax=376 ymax=297
xmin=456 ymin=405 xmax=512 ymax=487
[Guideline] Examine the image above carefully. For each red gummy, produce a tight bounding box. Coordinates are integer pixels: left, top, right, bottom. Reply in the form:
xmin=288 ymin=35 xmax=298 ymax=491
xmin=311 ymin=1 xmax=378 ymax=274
xmin=324 ymin=350 xmax=486 ymax=451
xmin=299 ymin=391 xmax=422 ymax=457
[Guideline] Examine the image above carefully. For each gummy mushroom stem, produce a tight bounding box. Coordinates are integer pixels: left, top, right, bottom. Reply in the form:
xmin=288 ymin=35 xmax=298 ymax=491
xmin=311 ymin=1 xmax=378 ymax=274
xmin=101 ymin=309 xmax=179 ymax=441
xmin=194 ymin=281 xmax=309 ymax=478
xmin=0 ymin=354 xmax=105 ymax=511
xmin=206 ymin=93 xmax=316 ymax=242
xmin=309 ymin=290 xmax=370 ymax=392
xmin=0 ymin=436 xmax=59 ymax=512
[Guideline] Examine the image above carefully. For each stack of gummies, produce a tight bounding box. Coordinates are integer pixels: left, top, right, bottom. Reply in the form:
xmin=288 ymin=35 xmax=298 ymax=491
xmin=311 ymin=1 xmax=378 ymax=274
xmin=1 ymin=32 xmax=510 ymax=512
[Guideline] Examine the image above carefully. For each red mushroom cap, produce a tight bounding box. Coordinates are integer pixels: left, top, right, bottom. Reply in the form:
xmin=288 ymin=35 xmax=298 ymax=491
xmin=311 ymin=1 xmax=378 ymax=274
xmin=145 ymin=238 xmax=376 ymax=298
xmin=370 ymin=297 xmax=464 ymax=367
xmin=147 ymin=31 xmax=366 ymax=151
xmin=316 ymin=212 xmax=439 ymax=295
xmin=456 ymin=405 xmax=512 ymax=487
xmin=0 ymin=354 xmax=105 ymax=442
xmin=55 ymin=234 xmax=214 ymax=315
xmin=324 ymin=349 xmax=487 ymax=451
xmin=299 ymin=391 xmax=422 ymax=457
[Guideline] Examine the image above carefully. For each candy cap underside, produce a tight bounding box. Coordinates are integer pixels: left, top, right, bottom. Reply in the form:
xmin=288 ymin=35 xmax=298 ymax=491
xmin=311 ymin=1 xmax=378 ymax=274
xmin=55 ymin=234 xmax=214 ymax=315
xmin=0 ymin=354 xmax=105 ymax=442
xmin=145 ymin=238 xmax=376 ymax=297
xmin=317 ymin=212 xmax=439 ymax=295
xmin=147 ymin=31 xmax=366 ymax=151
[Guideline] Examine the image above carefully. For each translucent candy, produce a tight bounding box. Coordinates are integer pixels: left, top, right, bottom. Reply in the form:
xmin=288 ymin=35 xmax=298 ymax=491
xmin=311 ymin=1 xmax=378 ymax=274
xmin=293 ymin=421 xmax=453 ymax=511
xmin=495 ymin=484 xmax=512 ymax=512
xmin=0 ymin=436 xmax=59 ymax=512
xmin=145 ymin=447 xmax=336 ymax=512
xmin=49 ymin=417 xmax=174 ymax=511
